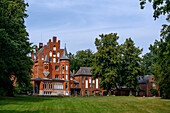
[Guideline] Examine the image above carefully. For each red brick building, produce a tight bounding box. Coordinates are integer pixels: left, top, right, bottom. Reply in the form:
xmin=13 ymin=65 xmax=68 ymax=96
xmin=71 ymin=67 xmax=104 ymax=95
xmin=138 ymin=75 xmax=160 ymax=97
xmin=31 ymin=36 xmax=70 ymax=96
xmin=31 ymin=37 xmax=104 ymax=96
xmin=112 ymin=75 xmax=160 ymax=97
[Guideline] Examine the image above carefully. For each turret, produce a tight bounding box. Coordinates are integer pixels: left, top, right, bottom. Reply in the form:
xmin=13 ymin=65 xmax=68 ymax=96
xmin=43 ymin=55 xmax=50 ymax=77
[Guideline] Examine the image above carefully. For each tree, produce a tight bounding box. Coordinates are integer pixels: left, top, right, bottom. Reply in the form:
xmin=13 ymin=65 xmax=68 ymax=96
xmin=0 ymin=0 xmax=33 ymax=96
xmin=139 ymin=0 xmax=170 ymax=20
xmin=139 ymin=0 xmax=170 ymax=98
xmin=121 ymin=38 xmax=143 ymax=95
xmin=91 ymin=33 xmax=121 ymax=94
xmin=69 ymin=49 xmax=94 ymax=73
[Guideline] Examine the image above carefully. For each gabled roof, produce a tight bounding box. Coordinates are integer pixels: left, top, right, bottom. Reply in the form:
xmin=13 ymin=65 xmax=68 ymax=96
xmin=75 ymin=67 xmax=92 ymax=76
xmin=137 ymin=75 xmax=153 ymax=83
xmin=60 ymin=44 xmax=69 ymax=60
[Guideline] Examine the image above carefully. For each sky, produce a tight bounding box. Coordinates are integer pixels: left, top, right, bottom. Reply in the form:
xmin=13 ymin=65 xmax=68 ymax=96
xmin=25 ymin=0 xmax=168 ymax=55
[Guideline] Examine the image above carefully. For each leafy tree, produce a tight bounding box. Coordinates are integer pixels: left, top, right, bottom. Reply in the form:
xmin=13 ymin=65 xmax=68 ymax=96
xmin=0 ymin=0 xmax=33 ymax=96
xmin=91 ymin=33 xmax=121 ymax=94
xmin=139 ymin=0 xmax=170 ymax=98
xmin=121 ymin=38 xmax=143 ymax=95
xmin=69 ymin=49 xmax=93 ymax=73
xmin=139 ymin=0 xmax=170 ymax=20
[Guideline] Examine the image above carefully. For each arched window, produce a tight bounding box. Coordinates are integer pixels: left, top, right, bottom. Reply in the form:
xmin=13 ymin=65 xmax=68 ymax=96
xmin=53 ymin=45 xmax=56 ymax=51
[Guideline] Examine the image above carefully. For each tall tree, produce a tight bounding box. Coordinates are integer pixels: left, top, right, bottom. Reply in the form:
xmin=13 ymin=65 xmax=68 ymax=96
xmin=91 ymin=33 xmax=121 ymax=94
xmin=121 ymin=38 xmax=143 ymax=95
xmin=69 ymin=49 xmax=93 ymax=73
xmin=139 ymin=0 xmax=170 ymax=98
xmin=0 ymin=0 xmax=33 ymax=96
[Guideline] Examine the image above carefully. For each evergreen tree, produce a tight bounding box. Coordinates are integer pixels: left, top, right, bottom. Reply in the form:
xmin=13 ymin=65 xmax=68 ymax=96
xmin=0 ymin=0 xmax=33 ymax=96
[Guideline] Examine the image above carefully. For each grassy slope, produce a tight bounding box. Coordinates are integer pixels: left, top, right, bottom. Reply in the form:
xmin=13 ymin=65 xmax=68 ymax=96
xmin=0 ymin=96 xmax=169 ymax=113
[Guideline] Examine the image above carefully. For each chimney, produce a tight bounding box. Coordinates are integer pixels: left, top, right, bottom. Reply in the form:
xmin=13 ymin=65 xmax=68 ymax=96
xmin=39 ymin=43 xmax=43 ymax=49
xmin=49 ymin=39 xmax=51 ymax=42
xmin=58 ymin=40 xmax=60 ymax=49
xmin=53 ymin=36 xmax=57 ymax=42
xmin=73 ymin=70 xmax=75 ymax=75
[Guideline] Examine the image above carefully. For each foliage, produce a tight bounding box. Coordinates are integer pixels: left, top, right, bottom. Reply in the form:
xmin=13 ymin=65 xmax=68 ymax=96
xmin=14 ymin=83 xmax=33 ymax=95
xmin=139 ymin=0 xmax=170 ymax=21
xmin=91 ymin=33 xmax=121 ymax=93
xmin=121 ymin=38 xmax=143 ymax=95
xmin=0 ymin=0 xmax=33 ymax=96
xmin=69 ymin=49 xmax=94 ymax=73
xmin=150 ymin=89 xmax=158 ymax=96
xmin=91 ymin=33 xmax=143 ymax=95
xmin=139 ymin=0 xmax=170 ymax=99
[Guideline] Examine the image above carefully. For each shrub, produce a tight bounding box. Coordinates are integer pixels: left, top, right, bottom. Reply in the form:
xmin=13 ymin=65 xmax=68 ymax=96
xmin=150 ymin=89 xmax=158 ymax=96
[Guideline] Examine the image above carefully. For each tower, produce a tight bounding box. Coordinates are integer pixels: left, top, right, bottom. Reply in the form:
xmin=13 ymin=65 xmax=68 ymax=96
xmin=43 ymin=55 xmax=50 ymax=77
xmin=60 ymin=44 xmax=70 ymax=95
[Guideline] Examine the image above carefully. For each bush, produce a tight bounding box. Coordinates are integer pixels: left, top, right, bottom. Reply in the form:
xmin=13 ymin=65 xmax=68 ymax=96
xmin=150 ymin=89 xmax=158 ymax=96
xmin=14 ymin=83 xmax=33 ymax=95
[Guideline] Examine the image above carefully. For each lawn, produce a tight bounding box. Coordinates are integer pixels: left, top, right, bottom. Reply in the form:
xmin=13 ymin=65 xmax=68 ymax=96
xmin=0 ymin=96 xmax=169 ymax=113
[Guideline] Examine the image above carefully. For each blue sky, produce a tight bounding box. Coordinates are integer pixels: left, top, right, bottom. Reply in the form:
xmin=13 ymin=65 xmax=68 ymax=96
xmin=25 ymin=0 xmax=168 ymax=55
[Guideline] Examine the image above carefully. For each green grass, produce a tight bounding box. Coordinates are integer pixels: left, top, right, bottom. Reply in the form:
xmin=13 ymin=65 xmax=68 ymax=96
xmin=0 ymin=96 xmax=170 ymax=113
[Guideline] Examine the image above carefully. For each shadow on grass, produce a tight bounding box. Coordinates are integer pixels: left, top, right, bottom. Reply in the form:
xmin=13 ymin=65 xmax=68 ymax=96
xmin=0 ymin=96 xmax=64 ymax=106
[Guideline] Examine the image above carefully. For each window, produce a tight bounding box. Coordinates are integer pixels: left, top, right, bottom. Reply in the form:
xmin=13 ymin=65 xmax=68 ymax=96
xmin=54 ymin=82 xmax=63 ymax=89
xmin=53 ymin=58 xmax=56 ymax=63
xmin=62 ymin=65 xmax=64 ymax=71
xmin=96 ymin=78 xmax=98 ymax=88
xmin=82 ymin=76 xmax=84 ymax=87
xmin=43 ymin=82 xmax=52 ymax=89
xmin=92 ymin=79 xmax=95 ymax=87
xmin=55 ymin=66 xmax=59 ymax=71
xmin=42 ymin=57 xmax=44 ymax=60
xmin=66 ymin=83 xmax=68 ymax=89
xmin=62 ymin=75 xmax=64 ymax=80
xmin=66 ymin=65 xmax=68 ymax=71
xmin=75 ymin=84 xmax=77 ymax=87
xmin=66 ymin=74 xmax=68 ymax=80
xmin=71 ymin=84 xmax=72 ymax=87
xmin=55 ymin=75 xmax=58 ymax=78
xmin=89 ymin=77 xmax=91 ymax=87
xmin=152 ymin=83 xmax=155 ymax=87
xmin=71 ymin=77 xmax=73 ymax=80
xmin=85 ymin=77 xmax=88 ymax=88
xmin=44 ymin=64 xmax=48 ymax=70
xmin=57 ymin=51 xmax=60 ymax=57
xmin=53 ymin=51 xmax=56 ymax=57
xmin=49 ymin=51 xmax=52 ymax=57
xmin=57 ymin=58 xmax=59 ymax=63
xmin=53 ymin=45 xmax=56 ymax=51
xmin=49 ymin=58 xmax=52 ymax=62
